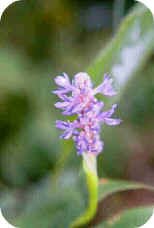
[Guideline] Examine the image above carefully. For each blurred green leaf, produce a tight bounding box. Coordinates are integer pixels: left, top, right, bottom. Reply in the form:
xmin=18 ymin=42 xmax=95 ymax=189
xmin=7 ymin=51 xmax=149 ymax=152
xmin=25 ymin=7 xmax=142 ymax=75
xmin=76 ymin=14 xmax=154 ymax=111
xmin=97 ymin=207 xmax=154 ymax=228
xmin=98 ymin=178 xmax=154 ymax=199
xmin=88 ymin=4 xmax=154 ymax=89
xmin=1 ymin=171 xmax=86 ymax=228
xmin=89 ymin=178 xmax=154 ymax=227
xmin=120 ymin=61 xmax=154 ymax=128
xmin=87 ymin=3 xmax=154 ymax=179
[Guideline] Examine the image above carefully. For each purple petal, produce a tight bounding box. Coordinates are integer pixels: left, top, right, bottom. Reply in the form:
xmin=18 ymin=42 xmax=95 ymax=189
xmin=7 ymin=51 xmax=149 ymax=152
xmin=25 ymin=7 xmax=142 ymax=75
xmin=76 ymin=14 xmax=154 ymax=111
xmin=52 ymin=89 xmax=68 ymax=97
xmin=93 ymin=101 xmax=104 ymax=115
xmin=94 ymin=74 xmax=117 ymax=96
xmin=58 ymin=94 xmax=70 ymax=101
xmin=54 ymin=73 xmax=70 ymax=88
xmin=103 ymin=118 xmax=122 ymax=126
xmin=62 ymin=107 xmax=74 ymax=115
xmin=73 ymin=72 xmax=93 ymax=89
xmin=60 ymin=130 xmax=73 ymax=139
xmin=70 ymin=103 xmax=83 ymax=114
xmin=55 ymin=101 xmax=69 ymax=109
xmin=62 ymin=103 xmax=81 ymax=115
xmin=56 ymin=120 xmax=68 ymax=130
xmin=90 ymin=140 xmax=104 ymax=155
xmin=99 ymin=104 xmax=117 ymax=120
xmin=53 ymin=91 xmax=70 ymax=102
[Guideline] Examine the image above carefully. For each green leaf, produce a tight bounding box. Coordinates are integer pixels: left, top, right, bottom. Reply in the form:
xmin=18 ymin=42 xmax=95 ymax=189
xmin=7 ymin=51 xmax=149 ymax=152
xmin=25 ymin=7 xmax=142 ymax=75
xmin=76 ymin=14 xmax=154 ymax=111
xmin=87 ymin=3 xmax=154 ymax=180
xmin=88 ymin=4 xmax=154 ymax=90
xmin=98 ymin=179 xmax=154 ymax=199
xmin=88 ymin=179 xmax=154 ymax=227
xmin=2 ymin=171 xmax=87 ymax=228
xmin=97 ymin=207 xmax=154 ymax=228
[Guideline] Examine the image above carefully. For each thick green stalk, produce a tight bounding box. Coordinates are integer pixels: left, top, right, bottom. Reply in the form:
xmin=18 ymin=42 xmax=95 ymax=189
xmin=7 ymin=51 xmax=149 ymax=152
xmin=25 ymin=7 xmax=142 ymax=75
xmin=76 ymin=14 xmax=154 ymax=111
xmin=71 ymin=153 xmax=98 ymax=228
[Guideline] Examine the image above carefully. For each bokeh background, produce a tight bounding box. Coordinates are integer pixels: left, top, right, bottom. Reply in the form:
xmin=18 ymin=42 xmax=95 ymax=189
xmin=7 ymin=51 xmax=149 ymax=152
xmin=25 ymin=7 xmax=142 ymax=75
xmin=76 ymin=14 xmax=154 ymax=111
xmin=0 ymin=0 xmax=154 ymax=227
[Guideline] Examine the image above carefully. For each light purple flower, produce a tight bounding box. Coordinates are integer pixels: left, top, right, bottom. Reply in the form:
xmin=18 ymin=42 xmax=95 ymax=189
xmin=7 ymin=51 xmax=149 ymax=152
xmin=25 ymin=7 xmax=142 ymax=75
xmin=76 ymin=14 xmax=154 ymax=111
xmin=94 ymin=74 xmax=117 ymax=96
xmin=56 ymin=120 xmax=78 ymax=139
xmin=53 ymin=73 xmax=73 ymax=97
xmin=99 ymin=104 xmax=122 ymax=126
xmin=54 ymin=73 xmax=70 ymax=87
xmin=53 ymin=72 xmax=121 ymax=155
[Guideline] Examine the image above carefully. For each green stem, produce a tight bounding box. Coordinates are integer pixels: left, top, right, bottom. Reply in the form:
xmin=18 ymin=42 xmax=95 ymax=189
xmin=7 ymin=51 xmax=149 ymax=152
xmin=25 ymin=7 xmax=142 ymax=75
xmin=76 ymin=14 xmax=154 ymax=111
xmin=70 ymin=153 xmax=98 ymax=228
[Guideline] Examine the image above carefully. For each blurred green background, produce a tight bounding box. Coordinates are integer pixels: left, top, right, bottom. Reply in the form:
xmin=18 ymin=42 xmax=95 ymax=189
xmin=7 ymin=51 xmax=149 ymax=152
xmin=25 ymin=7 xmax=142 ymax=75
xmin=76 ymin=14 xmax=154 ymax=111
xmin=0 ymin=0 xmax=154 ymax=227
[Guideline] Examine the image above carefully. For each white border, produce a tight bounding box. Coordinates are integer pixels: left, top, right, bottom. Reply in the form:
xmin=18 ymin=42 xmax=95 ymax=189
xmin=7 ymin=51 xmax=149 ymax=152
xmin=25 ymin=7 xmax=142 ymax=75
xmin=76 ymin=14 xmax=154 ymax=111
xmin=136 ymin=0 xmax=154 ymax=18
xmin=140 ymin=212 xmax=154 ymax=228
xmin=0 ymin=0 xmax=153 ymax=227
xmin=0 ymin=209 xmax=17 ymax=227
xmin=0 ymin=0 xmax=20 ymax=20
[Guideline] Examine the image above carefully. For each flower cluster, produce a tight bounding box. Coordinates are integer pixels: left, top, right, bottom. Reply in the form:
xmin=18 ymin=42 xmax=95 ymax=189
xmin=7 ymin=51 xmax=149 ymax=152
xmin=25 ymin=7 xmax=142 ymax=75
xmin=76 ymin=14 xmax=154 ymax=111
xmin=53 ymin=72 xmax=121 ymax=155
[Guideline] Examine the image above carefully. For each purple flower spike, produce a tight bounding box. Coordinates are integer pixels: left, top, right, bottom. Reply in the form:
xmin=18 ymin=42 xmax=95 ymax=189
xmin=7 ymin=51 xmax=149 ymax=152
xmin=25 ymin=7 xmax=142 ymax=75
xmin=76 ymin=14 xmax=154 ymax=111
xmin=53 ymin=72 xmax=121 ymax=155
